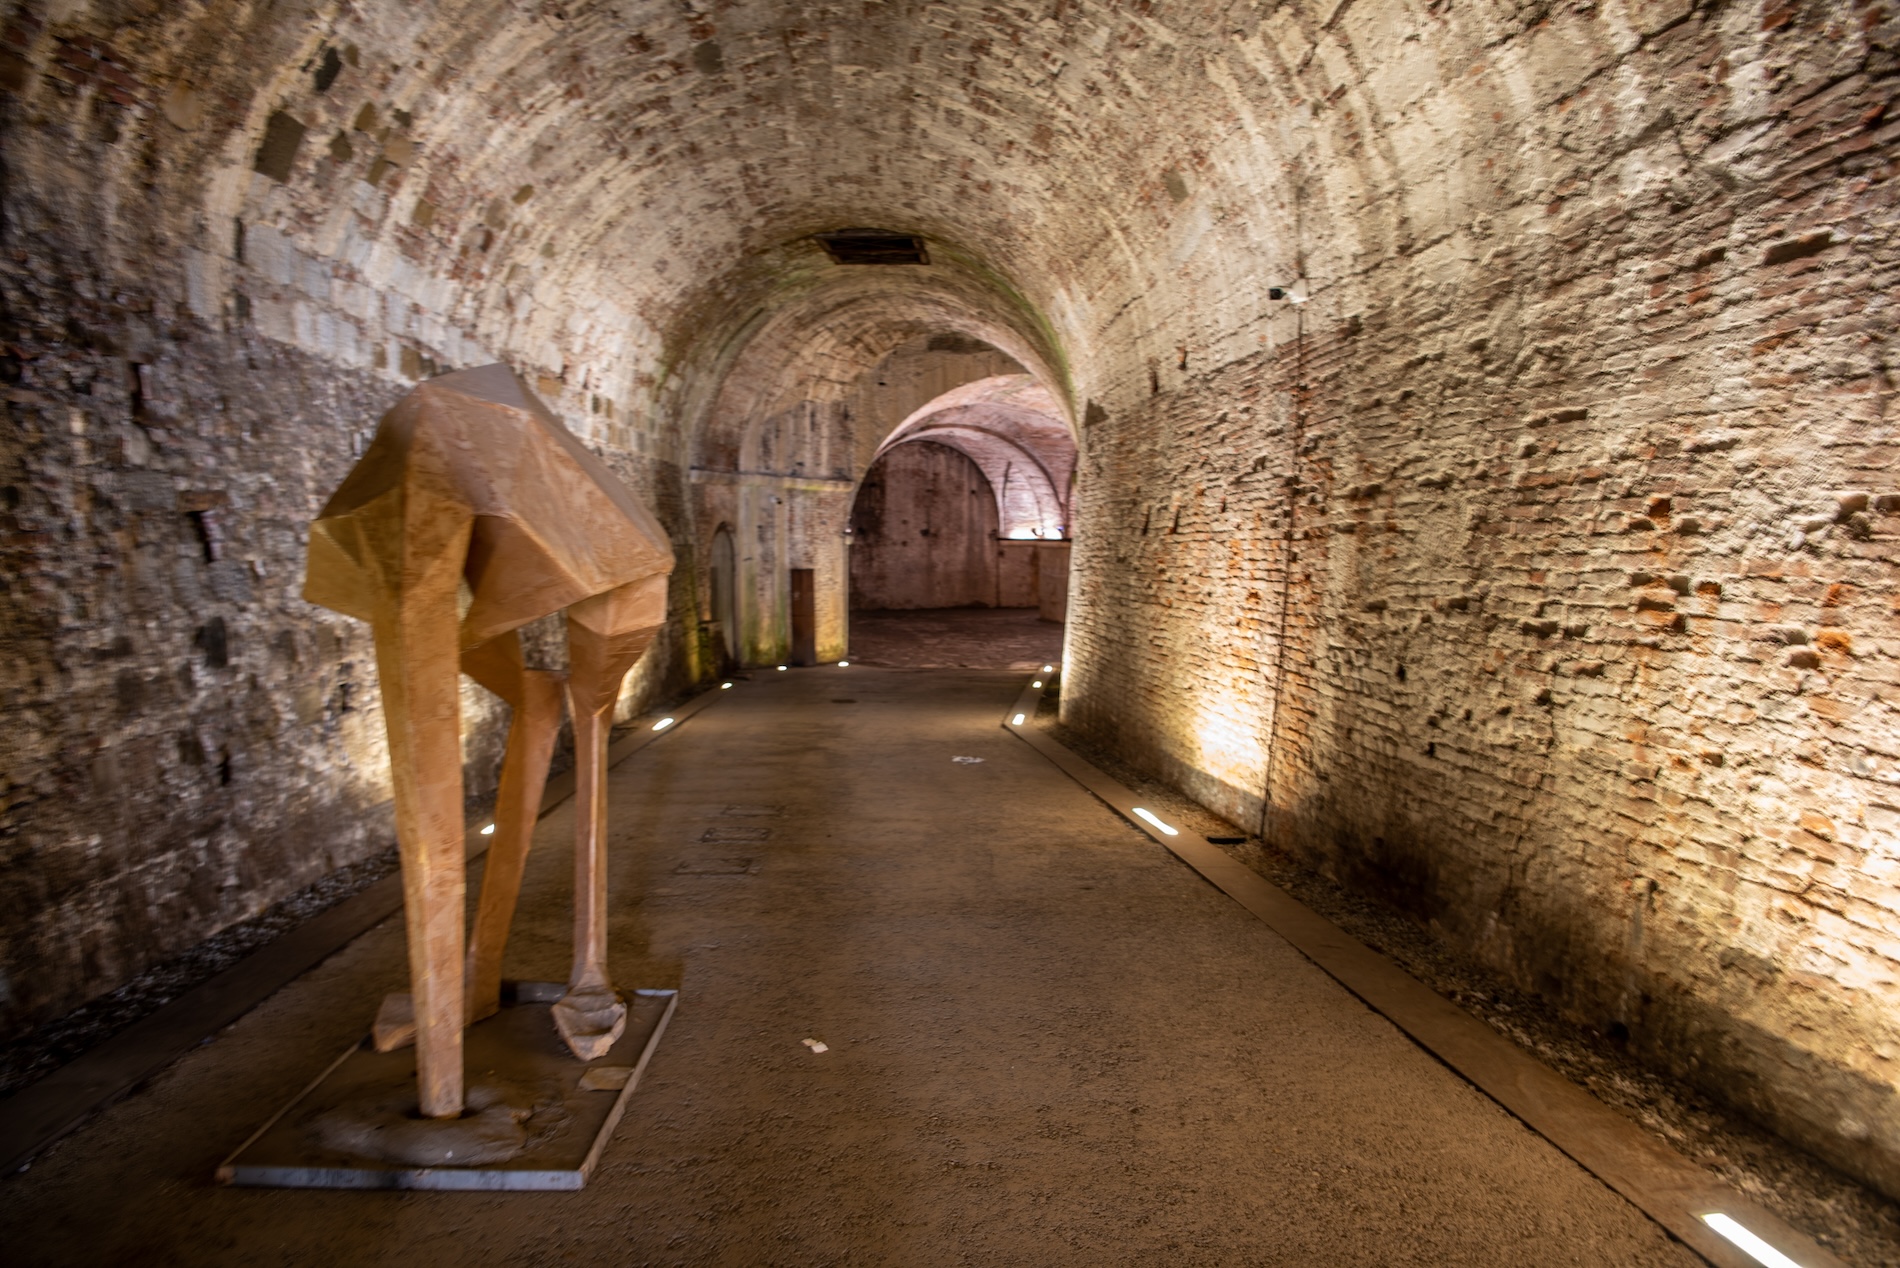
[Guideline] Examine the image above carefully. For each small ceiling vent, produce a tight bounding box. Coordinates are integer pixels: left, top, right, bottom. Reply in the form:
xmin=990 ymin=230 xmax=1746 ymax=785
xmin=816 ymin=228 xmax=929 ymax=265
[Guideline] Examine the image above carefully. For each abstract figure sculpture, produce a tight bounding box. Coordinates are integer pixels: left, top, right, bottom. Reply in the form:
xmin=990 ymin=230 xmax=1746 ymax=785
xmin=305 ymin=365 xmax=673 ymax=1119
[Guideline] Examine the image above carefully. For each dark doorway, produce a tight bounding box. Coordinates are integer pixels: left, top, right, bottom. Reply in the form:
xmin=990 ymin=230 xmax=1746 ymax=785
xmin=710 ymin=525 xmax=738 ymax=669
xmin=789 ymin=567 xmax=817 ymax=666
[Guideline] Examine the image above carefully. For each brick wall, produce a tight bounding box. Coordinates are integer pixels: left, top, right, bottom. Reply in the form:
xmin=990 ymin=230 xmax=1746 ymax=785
xmin=1060 ymin=0 xmax=1900 ymax=1200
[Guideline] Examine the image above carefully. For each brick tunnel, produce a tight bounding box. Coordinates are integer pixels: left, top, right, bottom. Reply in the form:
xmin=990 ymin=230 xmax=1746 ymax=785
xmin=1 ymin=2 xmax=1897 ymax=1264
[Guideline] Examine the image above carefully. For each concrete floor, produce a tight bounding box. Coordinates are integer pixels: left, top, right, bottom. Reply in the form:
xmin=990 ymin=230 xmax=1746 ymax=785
xmin=4 ymin=665 xmax=1701 ymax=1267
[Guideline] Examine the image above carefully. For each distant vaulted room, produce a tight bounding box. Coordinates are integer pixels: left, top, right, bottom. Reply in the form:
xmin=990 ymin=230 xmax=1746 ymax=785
xmin=1 ymin=2 xmax=1896 ymax=1265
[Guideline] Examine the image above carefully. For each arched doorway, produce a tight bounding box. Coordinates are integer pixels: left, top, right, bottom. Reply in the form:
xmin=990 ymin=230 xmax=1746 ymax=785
xmin=709 ymin=524 xmax=738 ymax=669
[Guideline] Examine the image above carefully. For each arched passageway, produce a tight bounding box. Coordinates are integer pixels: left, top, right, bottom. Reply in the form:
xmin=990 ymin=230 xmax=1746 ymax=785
xmin=3 ymin=1 xmax=1899 ymax=1258
xmin=847 ymin=372 xmax=1077 ymax=627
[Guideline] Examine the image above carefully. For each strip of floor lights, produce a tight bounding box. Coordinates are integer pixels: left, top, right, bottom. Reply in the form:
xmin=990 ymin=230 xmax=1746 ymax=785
xmin=0 ymin=677 xmax=738 ymax=1179
xmin=999 ymin=671 xmax=1840 ymax=1268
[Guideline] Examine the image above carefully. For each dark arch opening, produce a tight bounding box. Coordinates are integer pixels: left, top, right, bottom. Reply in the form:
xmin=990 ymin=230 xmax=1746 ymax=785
xmin=709 ymin=524 xmax=738 ymax=670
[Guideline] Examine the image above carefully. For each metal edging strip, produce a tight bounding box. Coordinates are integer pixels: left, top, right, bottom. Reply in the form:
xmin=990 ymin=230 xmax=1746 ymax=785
xmin=577 ymin=988 xmax=679 ymax=1182
xmin=0 ymin=679 xmax=735 ymax=1179
xmin=1002 ymin=673 xmax=1843 ymax=1268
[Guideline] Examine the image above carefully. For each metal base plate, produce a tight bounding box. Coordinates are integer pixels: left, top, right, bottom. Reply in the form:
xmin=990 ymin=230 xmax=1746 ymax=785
xmin=216 ymin=983 xmax=677 ymax=1191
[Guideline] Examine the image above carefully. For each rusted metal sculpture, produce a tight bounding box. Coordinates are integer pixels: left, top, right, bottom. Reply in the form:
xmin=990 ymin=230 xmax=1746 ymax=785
xmin=305 ymin=364 xmax=672 ymax=1118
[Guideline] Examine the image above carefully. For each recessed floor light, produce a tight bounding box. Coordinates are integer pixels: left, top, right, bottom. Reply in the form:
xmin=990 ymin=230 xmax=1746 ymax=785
xmin=1701 ymin=1215 xmax=1804 ymax=1268
xmin=652 ymin=717 xmax=674 ymax=731
xmin=1012 ymin=713 xmax=1026 ymax=725
xmin=480 ymin=823 xmax=496 ymax=835
xmin=1132 ymin=807 xmax=1179 ymax=836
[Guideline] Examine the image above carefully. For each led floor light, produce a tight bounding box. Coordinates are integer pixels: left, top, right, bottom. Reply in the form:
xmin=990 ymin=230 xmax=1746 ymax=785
xmin=1031 ymin=680 xmax=1043 ymax=688
xmin=1042 ymin=664 xmax=1053 ymax=673
xmin=652 ymin=717 xmax=674 ymax=731
xmin=1012 ymin=713 xmax=1026 ymax=725
xmin=721 ymin=682 xmax=733 ymax=689
xmin=777 ymin=665 xmax=787 ymax=671
xmin=1701 ymin=1215 xmax=1804 ymax=1268
xmin=1131 ymin=807 xmax=1179 ymax=836
xmin=479 ymin=823 xmax=496 ymax=835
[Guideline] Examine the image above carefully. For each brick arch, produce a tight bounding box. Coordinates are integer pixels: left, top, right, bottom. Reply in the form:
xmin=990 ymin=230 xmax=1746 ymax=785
xmin=875 ymin=375 xmax=1077 ymax=539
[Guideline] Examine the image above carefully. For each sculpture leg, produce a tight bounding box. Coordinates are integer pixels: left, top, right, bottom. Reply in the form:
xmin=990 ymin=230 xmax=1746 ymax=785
xmin=461 ymin=634 xmax=566 ymax=1024
xmin=551 ymin=679 xmax=624 ymax=1059
xmin=364 ymin=521 xmax=473 ymax=1118
xmin=552 ymin=578 xmax=667 ymax=1060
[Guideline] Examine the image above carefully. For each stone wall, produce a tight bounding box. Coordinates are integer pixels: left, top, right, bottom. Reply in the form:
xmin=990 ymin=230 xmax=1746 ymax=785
xmin=0 ymin=288 xmax=522 ymax=1035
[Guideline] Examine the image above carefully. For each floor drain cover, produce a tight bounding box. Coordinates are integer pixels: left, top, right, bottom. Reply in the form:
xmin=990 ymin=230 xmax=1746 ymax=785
xmin=675 ymin=858 xmax=755 ymax=875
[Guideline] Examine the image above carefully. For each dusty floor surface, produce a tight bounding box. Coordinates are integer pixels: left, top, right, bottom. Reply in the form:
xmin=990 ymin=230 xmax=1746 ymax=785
xmin=846 ymin=606 xmax=1063 ymax=669
xmin=4 ymin=665 xmax=1702 ymax=1267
